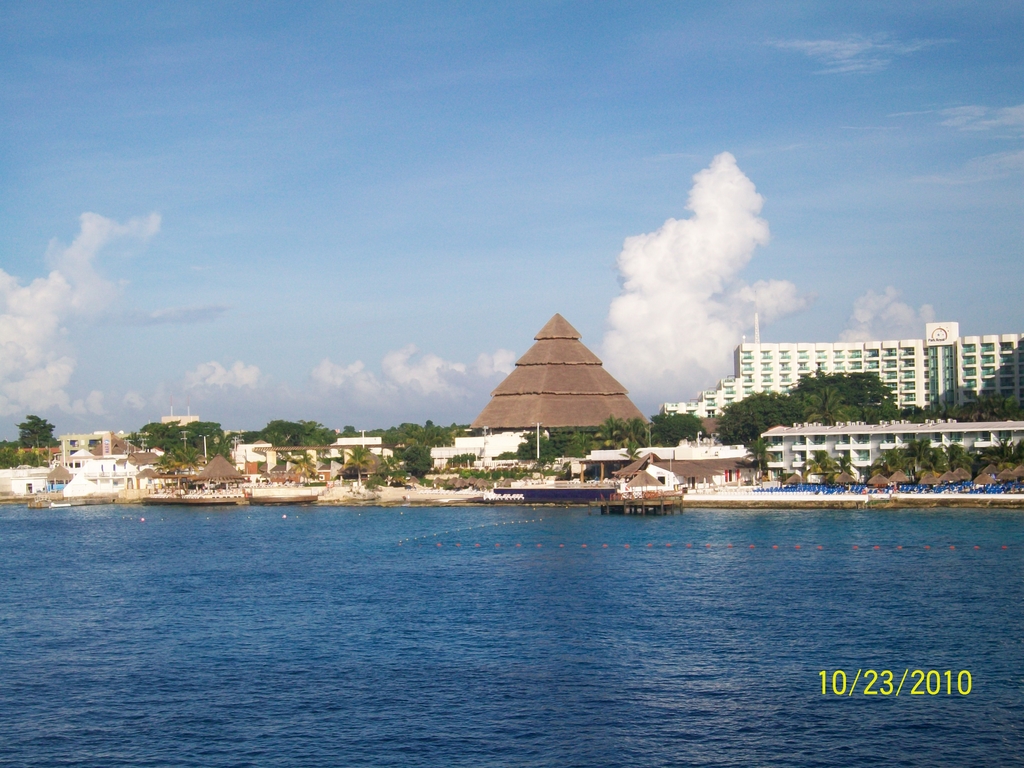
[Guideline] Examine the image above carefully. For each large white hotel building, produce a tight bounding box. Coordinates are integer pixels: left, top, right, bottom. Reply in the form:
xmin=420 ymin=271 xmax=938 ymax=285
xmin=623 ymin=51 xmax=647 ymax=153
xmin=663 ymin=322 xmax=1024 ymax=419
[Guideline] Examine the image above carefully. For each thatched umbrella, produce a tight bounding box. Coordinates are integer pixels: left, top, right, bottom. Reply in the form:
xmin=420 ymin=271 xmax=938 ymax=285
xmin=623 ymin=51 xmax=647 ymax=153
xmin=980 ymin=464 xmax=999 ymax=476
xmin=1012 ymin=465 xmax=1024 ymax=479
xmin=784 ymin=473 xmax=803 ymax=485
xmin=867 ymin=474 xmax=889 ymax=487
xmin=973 ymin=473 xmax=997 ymax=486
xmin=918 ymin=473 xmax=940 ymax=486
xmin=888 ymin=469 xmax=910 ymax=484
xmin=137 ymin=467 xmax=159 ymax=479
xmin=953 ymin=467 xmax=972 ymax=481
xmin=47 ymin=465 xmax=72 ymax=483
xmin=834 ymin=471 xmax=856 ymax=485
xmin=996 ymin=468 xmax=1017 ymax=482
xmin=196 ymin=455 xmax=245 ymax=482
xmin=937 ymin=471 xmax=957 ymax=484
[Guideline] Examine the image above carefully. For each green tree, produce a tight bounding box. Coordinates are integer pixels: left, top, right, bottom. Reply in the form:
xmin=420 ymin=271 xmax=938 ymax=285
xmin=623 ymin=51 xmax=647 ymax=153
xmin=747 ymin=437 xmax=770 ymax=479
xmin=806 ymin=450 xmax=839 ymax=483
xmin=717 ymin=392 xmax=805 ymax=447
xmin=624 ymin=439 xmax=641 ymax=461
xmin=943 ymin=443 xmax=973 ymax=472
xmin=345 ymin=446 xmax=376 ymax=484
xmin=871 ymin=448 xmax=908 ymax=477
xmin=804 ymin=387 xmax=847 ymax=426
xmin=287 ymin=452 xmax=319 ymax=481
xmin=399 ymin=444 xmax=432 ymax=478
xmin=649 ymin=412 xmax=701 ymax=446
xmin=567 ymin=430 xmax=593 ymax=458
xmin=17 ymin=415 xmax=57 ymax=448
xmin=791 ymin=371 xmax=898 ymax=422
xmin=516 ymin=434 xmax=559 ymax=463
xmin=595 ymin=417 xmax=626 ymax=449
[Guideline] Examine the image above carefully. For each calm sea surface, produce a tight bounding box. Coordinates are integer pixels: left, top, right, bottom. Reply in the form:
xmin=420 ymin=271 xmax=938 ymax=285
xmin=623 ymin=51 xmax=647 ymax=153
xmin=0 ymin=504 xmax=1022 ymax=767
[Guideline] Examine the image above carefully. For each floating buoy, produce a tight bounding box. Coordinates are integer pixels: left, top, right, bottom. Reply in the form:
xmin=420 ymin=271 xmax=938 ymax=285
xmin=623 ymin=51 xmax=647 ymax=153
xmin=705 ymin=544 xmax=710 ymax=548
xmin=495 ymin=543 xmax=501 ymax=547
xmin=974 ymin=545 xmax=980 ymax=549
xmin=817 ymin=545 xmax=822 ymax=550
xmin=794 ymin=545 xmax=800 ymax=549
xmin=727 ymin=544 xmax=733 ymax=548
xmin=924 ymin=545 xmax=931 ymax=550
xmin=896 ymin=545 xmax=902 ymax=550
xmin=581 ymin=544 xmax=587 ymax=548
xmin=455 ymin=543 xmax=461 ymax=547
xmin=475 ymin=543 xmax=480 ymax=547
xmin=750 ymin=544 xmax=755 ymax=549
xmin=537 ymin=543 xmax=542 ymax=547
xmin=950 ymin=545 xmax=955 ymax=550
xmin=559 ymin=544 xmax=564 ymax=548
xmin=515 ymin=543 xmax=521 ymax=547
xmin=602 ymin=544 xmax=608 ymax=548
xmin=140 ymin=518 xmax=145 ymax=522
xmin=853 ymin=545 xmax=858 ymax=550
xmin=687 ymin=543 xmax=693 ymax=548
xmin=772 ymin=545 xmax=778 ymax=550
xmin=282 ymin=514 xmax=287 ymax=519
xmin=624 ymin=544 xmax=630 ymax=549
xmin=873 ymin=545 xmax=880 ymax=550
xmin=1002 ymin=545 xmax=1008 ymax=549
xmin=436 ymin=542 xmax=442 ymax=547
xmin=647 ymin=543 xmax=653 ymax=548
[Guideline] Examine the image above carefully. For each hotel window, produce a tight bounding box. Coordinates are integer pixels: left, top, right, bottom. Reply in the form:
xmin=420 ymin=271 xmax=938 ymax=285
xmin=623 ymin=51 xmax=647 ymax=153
xmin=1001 ymin=377 xmax=1015 ymax=387
xmin=781 ymin=375 xmax=791 ymax=382
xmin=762 ymin=351 xmax=773 ymax=359
xmin=834 ymin=363 xmax=845 ymax=372
xmin=902 ymin=370 xmax=915 ymax=379
xmin=780 ymin=362 xmax=791 ymax=371
xmin=762 ymin=363 xmax=773 ymax=370
xmin=794 ymin=436 xmax=806 ymax=445
xmin=798 ymin=352 xmax=809 ymax=360
xmin=1001 ymin=342 xmax=1014 ymax=352
xmin=982 ymin=354 xmax=995 ymax=365
xmin=866 ymin=349 xmax=879 ymax=358
xmin=762 ymin=375 xmax=773 ymax=382
xmin=833 ymin=352 xmax=845 ymax=360
xmin=983 ymin=367 xmax=995 ymax=377
xmin=963 ymin=367 xmax=976 ymax=376
xmin=902 ymin=383 xmax=916 ymax=391
xmin=779 ymin=351 xmax=790 ymax=360
xmin=885 ymin=372 xmax=897 ymax=380
xmin=742 ymin=352 xmax=752 ymax=361
xmin=850 ymin=362 xmax=862 ymax=370
xmin=963 ymin=355 xmax=976 ymax=364
xmin=742 ymin=364 xmax=753 ymax=372
xmin=901 ymin=358 xmax=916 ymax=367
xmin=867 ymin=361 xmax=879 ymax=370
xmin=849 ymin=350 xmax=862 ymax=359
xmin=816 ymin=352 xmax=827 ymax=360
xmin=883 ymin=348 xmax=897 ymax=357
xmin=853 ymin=435 xmax=870 ymax=444
xmin=836 ymin=435 xmax=850 ymax=444
xmin=811 ymin=436 xmax=825 ymax=445
xmin=964 ymin=379 xmax=976 ymax=389
xmin=962 ymin=344 xmax=976 ymax=353
xmin=884 ymin=360 xmax=897 ymax=369
xmin=798 ymin=362 xmax=810 ymax=371
xmin=982 ymin=343 xmax=995 ymax=353
xmin=950 ymin=433 xmax=963 ymax=443
xmin=902 ymin=347 xmax=915 ymax=356
xmin=855 ymin=450 xmax=870 ymax=462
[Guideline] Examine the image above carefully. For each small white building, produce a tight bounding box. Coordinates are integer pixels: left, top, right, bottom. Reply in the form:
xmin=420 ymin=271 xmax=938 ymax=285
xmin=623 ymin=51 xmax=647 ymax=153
xmin=0 ymin=467 xmax=51 ymax=496
xmin=62 ymin=449 xmax=138 ymax=498
xmin=431 ymin=431 xmax=527 ymax=469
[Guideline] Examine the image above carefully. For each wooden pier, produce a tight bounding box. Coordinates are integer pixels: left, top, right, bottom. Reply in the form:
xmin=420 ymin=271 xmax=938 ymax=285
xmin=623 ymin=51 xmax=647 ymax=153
xmin=592 ymin=494 xmax=684 ymax=515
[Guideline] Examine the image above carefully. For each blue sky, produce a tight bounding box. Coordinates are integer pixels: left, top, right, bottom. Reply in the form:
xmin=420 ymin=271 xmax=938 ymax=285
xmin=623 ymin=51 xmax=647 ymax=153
xmin=1 ymin=2 xmax=1022 ymax=437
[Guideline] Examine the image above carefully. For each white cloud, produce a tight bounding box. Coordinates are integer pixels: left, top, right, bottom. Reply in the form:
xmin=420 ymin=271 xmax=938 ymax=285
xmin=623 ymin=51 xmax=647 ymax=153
xmin=840 ymin=287 xmax=935 ymax=342
xmin=916 ymin=149 xmax=1024 ymax=185
xmin=940 ymin=104 xmax=1024 ymax=133
xmin=771 ymin=35 xmax=949 ymax=74
xmin=123 ymin=391 xmax=146 ymax=410
xmin=603 ymin=152 xmax=809 ymax=402
xmin=381 ymin=345 xmax=467 ymax=396
xmin=475 ymin=349 xmax=516 ymax=377
xmin=185 ymin=360 xmax=261 ymax=389
xmin=312 ymin=346 xmax=514 ymax=405
xmin=0 ymin=212 xmax=160 ymax=417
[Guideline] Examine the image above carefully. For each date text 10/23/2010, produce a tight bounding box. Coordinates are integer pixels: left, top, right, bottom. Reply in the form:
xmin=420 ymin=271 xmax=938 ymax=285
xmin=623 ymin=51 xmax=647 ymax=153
xmin=820 ymin=670 xmax=972 ymax=697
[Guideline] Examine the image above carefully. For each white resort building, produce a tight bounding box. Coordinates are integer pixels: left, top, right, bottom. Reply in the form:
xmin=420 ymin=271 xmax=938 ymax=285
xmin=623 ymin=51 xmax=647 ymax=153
xmin=762 ymin=419 xmax=1024 ymax=478
xmin=663 ymin=322 xmax=1024 ymax=418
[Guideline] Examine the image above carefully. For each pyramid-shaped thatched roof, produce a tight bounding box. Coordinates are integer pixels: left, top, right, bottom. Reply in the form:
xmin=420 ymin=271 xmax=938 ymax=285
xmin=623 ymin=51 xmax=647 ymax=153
xmin=196 ymin=454 xmax=245 ymax=481
xmin=471 ymin=314 xmax=646 ymax=429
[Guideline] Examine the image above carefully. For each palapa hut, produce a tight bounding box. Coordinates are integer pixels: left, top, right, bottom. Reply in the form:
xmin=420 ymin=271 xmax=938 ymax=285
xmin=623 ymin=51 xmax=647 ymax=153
xmin=834 ymin=471 xmax=856 ymax=485
xmin=888 ymin=470 xmax=910 ymax=484
xmin=918 ymin=472 xmax=940 ymax=486
xmin=996 ymin=468 xmax=1017 ymax=482
xmin=47 ymin=465 xmax=72 ymax=492
xmin=867 ymin=474 xmax=890 ymax=487
xmin=973 ymin=472 xmax=997 ymax=486
xmin=937 ymin=471 xmax=958 ymax=484
xmin=784 ymin=473 xmax=803 ymax=485
xmin=471 ymin=314 xmax=645 ymax=429
xmin=953 ymin=467 xmax=972 ymax=481
xmin=196 ymin=455 xmax=245 ymax=485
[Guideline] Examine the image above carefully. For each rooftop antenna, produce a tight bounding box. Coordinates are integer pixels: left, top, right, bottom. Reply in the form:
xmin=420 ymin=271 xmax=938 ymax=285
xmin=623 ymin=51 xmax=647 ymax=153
xmin=169 ymin=395 xmax=174 ymax=417
xmin=754 ymin=312 xmax=760 ymax=345
xmin=187 ymin=396 xmax=191 ymax=418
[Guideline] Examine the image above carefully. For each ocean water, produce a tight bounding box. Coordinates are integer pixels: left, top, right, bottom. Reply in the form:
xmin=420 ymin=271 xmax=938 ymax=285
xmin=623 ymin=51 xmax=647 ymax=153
xmin=0 ymin=504 xmax=1021 ymax=767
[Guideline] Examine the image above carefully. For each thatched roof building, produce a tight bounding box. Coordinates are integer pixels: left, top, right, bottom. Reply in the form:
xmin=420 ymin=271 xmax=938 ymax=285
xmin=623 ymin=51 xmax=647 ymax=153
xmin=196 ymin=455 xmax=244 ymax=482
xmin=471 ymin=314 xmax=646 ymax=429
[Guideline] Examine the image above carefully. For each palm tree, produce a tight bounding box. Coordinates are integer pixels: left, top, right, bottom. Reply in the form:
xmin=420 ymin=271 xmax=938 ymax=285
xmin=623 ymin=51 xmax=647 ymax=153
xmin=747 ymin=437 xmax=770 ymax=480
xmin=345 ymin=446 xmax=376 ymax=485
xmin=624 ymin=418 xmax=648 ymax=446
xmin=903 ymin=439 xmax=948 ymax=479
xmin=596 ymin=417 xmax=626 ymax=449
xmin=379 ymin=455 xmax=406 ymax=486
xmin=805 ymin=387 xmax=846 ymax=426
xmin=836 ymin=451 xmax=857 ymax=480
xmin=941 ymin=443 xmax=972 ymax=472
xmin=287 ymin=452 xmax=318 ymax=482
xmin=568 ymin=431 xmax=593 ymax=458
xmin=172 ymin=445 xmax=202 ymax=474
xmin=807 ymin=450 xmax=839 ymax=483
xmin=980 ymin=439 xmax=1018 ymax=470
xmin=624 ymin=439 xmax=641 ymax=461
xmin=871 ymin=448 xmax=908 ymax=477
